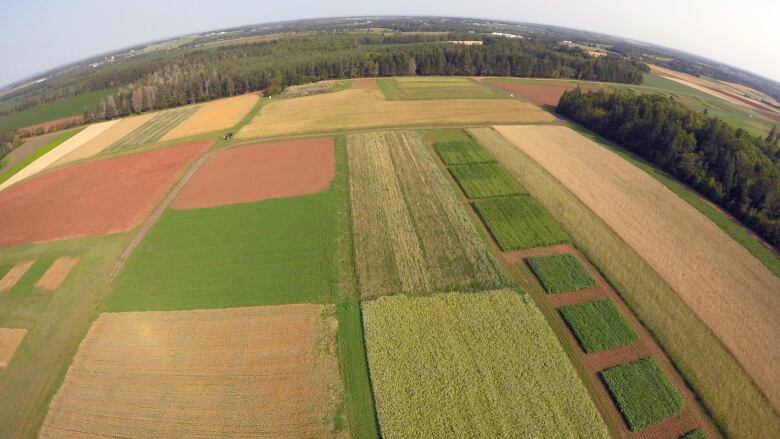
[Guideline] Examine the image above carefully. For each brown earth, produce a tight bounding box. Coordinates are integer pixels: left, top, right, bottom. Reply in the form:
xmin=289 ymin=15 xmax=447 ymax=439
xmin=0 ymin=328 xmax=27 ymax=368
xmin=39 ymin=304 xmax=345 ymax=438
xmin=174 ymin=137 xmax=335 ymax=209
xmin=504 ymin=244 xmax=720 ymax=439
xmin=0 ymin=141 xmax=210 ymax=247
xmin=491 ymin=82 xmax=599 ymax=108
xmin=35 ymin=257 xmax=79 ymax=290
xmin=1 ymin=132 xmax=60 ymax=170
xmin=351 ymin=78 xmax=377 ymax=89
xmin=17 ymin=116 xmax=83 ymax=137
xmin=0 ymin=261 xmax=34 ymax=292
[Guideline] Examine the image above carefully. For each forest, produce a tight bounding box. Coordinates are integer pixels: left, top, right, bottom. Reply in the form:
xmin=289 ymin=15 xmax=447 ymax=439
xmin=557 ymin=88 xmax=780 ymax=249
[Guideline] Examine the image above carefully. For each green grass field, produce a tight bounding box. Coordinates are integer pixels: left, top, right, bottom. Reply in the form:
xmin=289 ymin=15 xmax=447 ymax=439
xmin=600 ymin=358 xmax=684 ymax=431
xmin=0 ymin=128 xmax=82 ymax=186
xmin=449 ymin=162 xmax=526 ymax=198
xmin=526 ymin=254 xmax=596 ymax=293
xmin=469 ymin=127 xmax=780 ymax=439
xmin=433 ymin=140 xmax=494 ymax=165
xmin=107 ymin=106 xmax=200 ymax=151
xmin=362 ymin=290 xmax=609 ymax=439
xmin=0 ymin=88 xmax=116 ymax=132
xmin=377 ymin=77 xmax=507 ymax=100
xmin=559 ymin=300 xmax=639 ymax=353
xmin=473 ymin=195 xmax=570 ymax=250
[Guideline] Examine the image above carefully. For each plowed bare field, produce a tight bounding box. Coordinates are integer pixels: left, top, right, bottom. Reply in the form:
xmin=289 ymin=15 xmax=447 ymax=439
xmin=53 ymin=113 xmax=157 ymax=166
xmin=39 ymin=304 xmax=344 ymax=438
xmin=496 ymin=124 xmax=780 ymax=409
xmin=35 ymin=257 xmax=79 ymax=290
xmin=174 ymin=137 xmax=334 ymax=209
xmin=491 ymin=82 xmax=599 ymax=107
xmin=0 ymin=328 xmax=26 ymax=368
xmin=0 ymin=141 xmax=210 ymax=247
xmin=160 ymin=94 xmax=258 ymax=141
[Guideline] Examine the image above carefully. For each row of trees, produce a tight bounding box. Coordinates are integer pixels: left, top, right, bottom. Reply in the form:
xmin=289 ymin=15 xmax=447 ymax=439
xmin=0 ymin=129 xmax=21 ymax=165
xmin=557 ymin=88 xmax=780 ymax=249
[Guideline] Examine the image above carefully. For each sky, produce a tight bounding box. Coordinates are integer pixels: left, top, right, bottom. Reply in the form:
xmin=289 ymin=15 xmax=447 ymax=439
xmin=0 ymin=0 xmax=778 ymax=86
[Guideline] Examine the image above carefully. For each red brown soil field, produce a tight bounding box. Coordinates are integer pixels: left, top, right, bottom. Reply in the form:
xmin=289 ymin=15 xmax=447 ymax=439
xmin=351 ymin=78 xmax=377 ymax=89
xmin=35 ymin=257 xmax=79 ymax=290
xmin=0 ymin=141 xmax=210 ymax=247
xmin=0 ymin=328 xmax=26 ymax=368
xmin=17 ymin=116 xmax=83 ymax=137
xmin=0 ymin=261 xmax=34 ymax=292
xmin=174 ymin=137 xmax=335 ymax=209
xmin=491 ymin=82 xmax=599 ymax=107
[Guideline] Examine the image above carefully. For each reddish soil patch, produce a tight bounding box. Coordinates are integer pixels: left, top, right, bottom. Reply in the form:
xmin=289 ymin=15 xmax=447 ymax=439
xmin=492 ymin=82 xmax=599 ymax=108
xmin=0 ymin=141 xmax=210 ymax=247
xmin=17 ymin=116 xmax=83 ymax=137
xmin=174 ymin=138 xmax=335 ymax=209
xmin=351 ymin=78 xmax=376 ymax=89
xmin=36 ymin=257 xmax=79 ymax=290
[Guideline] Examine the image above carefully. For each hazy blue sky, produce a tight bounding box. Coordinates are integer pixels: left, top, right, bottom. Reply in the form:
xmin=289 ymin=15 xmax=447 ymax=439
xmin=1 ymin=0 xmax=778 ymax=86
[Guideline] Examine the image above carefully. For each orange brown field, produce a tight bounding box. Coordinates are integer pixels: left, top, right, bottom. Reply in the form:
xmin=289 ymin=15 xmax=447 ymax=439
xmin=160 ymin=93 xmax=259 ymax=141
xmin=39 ymin=304 xmax=345 ymax=438
xmin=0 ymin=261 xmax=34 ymax=292
xmin=491 ymin=81 xmax=600 ymax=107
xmin=495 ymin=124 xmax=780 ymax=409
xmin=35 ymin=257 xmax=80 ymax=290
xmin=0 ymin=328 xmax=27 ymax=368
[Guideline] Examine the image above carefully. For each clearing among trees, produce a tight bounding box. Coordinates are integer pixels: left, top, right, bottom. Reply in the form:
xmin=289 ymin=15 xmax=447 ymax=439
xmin=160 ymin=93 xmax=259 ymax=141
xmin=35 ymin=257 xmax=79 ymax=290
xmin=0 ymin=328 xmax=26 ymax=368
xmin=0 ymin=141 xmax=209 ymax=247
xmin=174 ymin=137 xmax=334 ymax=209
xmin=39 ymin=304 xmax=345 ymax=438
xmin=362 ymin=290 xmax=609 ymax=439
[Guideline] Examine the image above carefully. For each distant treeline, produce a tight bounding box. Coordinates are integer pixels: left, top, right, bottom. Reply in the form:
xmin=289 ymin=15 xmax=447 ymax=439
xmin=0 ymin=129 xmax=21 ymax=165
xmin=557 ymin=88 xmax=780 ymax=249
xmin=85 ymin=34 xmax=646 ymax=121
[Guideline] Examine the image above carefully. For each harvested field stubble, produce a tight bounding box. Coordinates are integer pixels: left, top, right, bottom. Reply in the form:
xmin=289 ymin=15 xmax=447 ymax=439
xmin=559 ymin=300 xmax=639 ymax=353
xmin=494 ymin=124 xmax=780 ymax=409
xmin=474 ymin=196 xmax=570 ymax=250
xmin=362 ymin=290 xmax=609 ymax=439
xmin=469 ymin=126 xmax=780 ymax=439
xmin=35 ymin=257 xmax=79 ymax=290
xmin=0 ymin=328 xmax=26 ymax=368
xmin=347 ymin=131 xmax=508 ymax=298
xmin=449 ymin=162 xmax=525 ymax=198
xmin=161 ymin=94 xmax=258 ymax=140
xmin=526 ymin=253 xmax=596 ymax=293
xmin=40 ymin=304 xmax=346 ymax=438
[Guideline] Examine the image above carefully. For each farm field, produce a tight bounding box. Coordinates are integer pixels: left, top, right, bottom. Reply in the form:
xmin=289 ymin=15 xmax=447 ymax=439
xmin=173 ymin=137 xmax=335 ymax=209
xmin=494 ymin=124 xmax=780 ymax=409
xmin=362 ymin=290 xmax=609 ymax=439
xmin=600 ymin=358 xmax=685 ymax=431
xmin=0 ymin=88 xmax=116 ymax=132
xmin=1 ymin=131 xmax=59 ymax=170
xmin=0 ymin=129 xmax=79 ymax=186
xmin=0 ymin=328 xmax=26 ymax=368
xmin=474 ymin=196 xmax=570 ymax=250
xmin=559 ymin=300 xmax=639 ymax=353
xmin=237 ymin=87 xmax=554 ymax=138
xmin=347 ymin=130 xmax=509 ymax=298
xmin=0 ymin=141 xmax=209 ymax=247
xmin=470 ymin=126 xmax=780 ymax=438
xmin=432 ymin=136 xmax=493 ymax=165
xmin=40 ymin=304 xmax=346 ymax=438
xmin=448 ymin=162 xmax=526 ymax=198
xmin=377 ymin=76 xmax=507 ymax=100
xmin=526 ymin=253 xmax=596 ymax=293
xmin=160 ymin=93 xmax=259 ymax=140
xmin=52 ymin=112 xmax=156 ymax=167
xmin=488 ymin=80 xmax=600 ymax=107
xmin=108 ymin=105 xmax=200 ymax=150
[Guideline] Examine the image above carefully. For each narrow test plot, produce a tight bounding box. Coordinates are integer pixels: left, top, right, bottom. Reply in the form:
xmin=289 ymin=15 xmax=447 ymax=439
xmin=600 ymin=358 xmax=685 ymax=431
xmin=0 ymin=261 xmax=33 ymax=292
xmin=526 ymin=253 xmax=596 ymax=293
xmin=449 ymin=162 xmax=526 ymax=199
xmin=35 ymin=257 xmax=79 ymax=290
xmin=559 ymin=300 xmax=639 ymax=353
xmin=0 ymin=328 xmax=26 ymax=368
xmin=362 ymin=290 xmax=609 ymax=439
xmin=379 ymin=77 xmax=507 ymax=100
xmin=474 ymin=195 xmax=570 ymax=250
xmin=174 ymin=137 xmax=335 ymax=209
xmin=433 ymin=138 xmax=493 ymax=165
xmin=40 ymin=304 xmax=345 ymax=438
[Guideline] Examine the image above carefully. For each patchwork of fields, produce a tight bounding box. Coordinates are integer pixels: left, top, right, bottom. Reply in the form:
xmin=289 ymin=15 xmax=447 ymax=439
xmin=108 ymin=106 xmax=200 ymax=150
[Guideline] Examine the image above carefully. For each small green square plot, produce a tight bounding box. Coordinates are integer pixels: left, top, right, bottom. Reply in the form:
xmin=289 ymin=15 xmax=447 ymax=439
xmin=559 ymin=300 xmax=639 ymax=353
xmin=449 ymin=162 xmax=525 ymax=199
xmin=473 ymin=196 xmax=569 ymax=250
xmin=434 ymin=140 xmax=493 ymax=165
xmin=600 ymin=358 xmax=685 ymax=431
xmin=526 ymin=253 xmax=595 ymax=293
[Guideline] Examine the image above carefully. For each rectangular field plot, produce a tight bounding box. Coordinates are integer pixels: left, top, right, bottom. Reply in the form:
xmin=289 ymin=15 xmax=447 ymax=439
xmin=160 ymin=93 xmax=258 ymax=141
xmin=526 ymin=253 xmax=595 ymax=293
xmin=35 ymin=257 xmax=79 ymax=290
xmin=378 ymin=77 xmax=507 ymax=100
xmin=433 ymin=139 xmax=493 ymax=165
xmin=449 ymin=162 xmax=525 ymax=198
xmin=362 ymin=290 xmax=609 ymax=439
xmin=559 ymin=300 xmax=639 ymax=353
xmin=108 ymin=106 xmax=200 ymax=151
xmin=0 ymin=141 xmax=209 ymax=247
xmin=600 ymin=358 xmax=684 ymax=431
xmin=0 ymin=328 xmax=26 ymax=368
xmin=347 ymin=131 xmax=508 ymax=298
xmin=474 ymin=195 xmax=569 ymax=250
xmin=40 ymin=304 xmax=345 ymax=438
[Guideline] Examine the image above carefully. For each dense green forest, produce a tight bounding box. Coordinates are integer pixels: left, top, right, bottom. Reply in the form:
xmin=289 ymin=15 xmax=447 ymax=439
xmin=557 ymin=88 xmax=780 ymax=249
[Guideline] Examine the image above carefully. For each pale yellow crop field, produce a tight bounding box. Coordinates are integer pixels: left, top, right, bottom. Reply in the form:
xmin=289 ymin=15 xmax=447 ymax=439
xmin=495 ymin=124 xmax=780 ymax=410
xmin=161 ymin=93 xmax=259 ymax=140
xmin=238 ymin=88 xmax=554 ymax=139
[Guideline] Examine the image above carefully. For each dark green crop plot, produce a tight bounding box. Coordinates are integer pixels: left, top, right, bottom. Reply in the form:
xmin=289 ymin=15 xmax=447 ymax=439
xmin=526 ymin=253 xmax=595 ymax=293
xmin=434 ymin=140 xmax=494 ymax=165
xmin=600 ymin=358 xmax=685 ymax=431
xmin=559 ymin=300 xmax=639 ymax=352
xmin=473 ymin=196 xmax=570 ymax=250
xmin=449 ymin=162 xmax=526 ymax=199
xmin=680 ymin=429 xmax=707 ymax=439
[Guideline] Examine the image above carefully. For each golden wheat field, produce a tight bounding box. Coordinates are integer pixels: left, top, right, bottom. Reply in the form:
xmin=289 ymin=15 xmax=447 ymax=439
xmin=160 ymin=93 xmax=259 ymax=140
xmin=53 ymin=113 xmax=157 ymax=166
xmin=494 ymin=124 xmax=780 ymax=409
xmin=238 ymin=88 xmax=554 ymax=139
